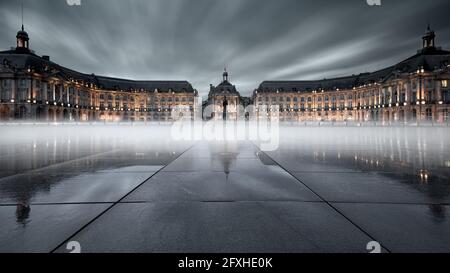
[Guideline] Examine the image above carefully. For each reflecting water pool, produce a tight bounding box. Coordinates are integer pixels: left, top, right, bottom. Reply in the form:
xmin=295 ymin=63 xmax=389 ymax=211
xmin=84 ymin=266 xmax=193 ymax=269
xmin=0 ymin=125 xmax=449 ymax=253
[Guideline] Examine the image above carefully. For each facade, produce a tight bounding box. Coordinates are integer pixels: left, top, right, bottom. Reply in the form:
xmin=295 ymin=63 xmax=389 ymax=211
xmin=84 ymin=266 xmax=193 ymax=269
xmin=253 ymin=26 xmax=450 ymax=124
xmin=0 ymin=26 xmax=198 ymax=122
xmin=204 ymin=69 xmax=244 ymax=120
xmin=1 ymin=24 xmax=450 ymax=124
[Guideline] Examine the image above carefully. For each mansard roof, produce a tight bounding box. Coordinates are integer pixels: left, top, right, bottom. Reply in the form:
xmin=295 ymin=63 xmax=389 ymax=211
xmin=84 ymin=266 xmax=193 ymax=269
xmin=257 ymin=47 xmax=450 ymax=94
xmin=209 ymin=80 xmax=241 ymax=97
xmin=0 ymin=49 xmax=195 ymax=93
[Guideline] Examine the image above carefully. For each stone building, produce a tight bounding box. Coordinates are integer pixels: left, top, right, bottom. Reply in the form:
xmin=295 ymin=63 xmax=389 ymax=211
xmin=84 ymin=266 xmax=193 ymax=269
xmin=253 ymin=26 xmax=450 ymax=124
xmin=2 ymin=23 xmax=450 ymax=124
xmin=204 ymin=69 xmax=244 ymax=120
xmin=0 ymin=25 xmax=198 ymax=122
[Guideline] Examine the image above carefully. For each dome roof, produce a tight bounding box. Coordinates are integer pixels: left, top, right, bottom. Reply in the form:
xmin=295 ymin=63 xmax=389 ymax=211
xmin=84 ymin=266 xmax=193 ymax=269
xmin=208 ymin=69 xmax=241 ymax=97
xmin=209 ymin=80 xmax=240 ymax=96
xmin=16 ymin=26 xmax=29 ymax=40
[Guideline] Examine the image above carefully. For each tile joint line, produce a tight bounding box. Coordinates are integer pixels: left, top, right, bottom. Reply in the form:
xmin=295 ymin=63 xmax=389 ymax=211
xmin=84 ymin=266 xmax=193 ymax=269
xmin=254 ymin=143 xmax=392 ymax=253
xmin=49 ymin=144 xmax=196 ymax=253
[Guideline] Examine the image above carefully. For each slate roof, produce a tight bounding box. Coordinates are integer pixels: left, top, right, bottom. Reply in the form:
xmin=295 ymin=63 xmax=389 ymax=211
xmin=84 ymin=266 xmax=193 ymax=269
xmin=0 ymin=49 xmax=195 ymax=93
xmin=257 ymin=47 xmax=450 ymax=94
xmin=209 ymin=80 xmax=241 ymax=97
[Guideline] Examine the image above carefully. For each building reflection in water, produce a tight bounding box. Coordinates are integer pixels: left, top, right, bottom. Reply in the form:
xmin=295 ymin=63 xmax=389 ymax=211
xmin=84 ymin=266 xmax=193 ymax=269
xmin=276 ymin=127 xmax=450 ymax=219
xmin=0 ymin=126 xmax=449 ymax=223
xmin=15 ymin=202 xmax=31 ymax=226
xmin=0 ymin=126 xmax=193 ymax=223
xmin=209 ymin=141 xmax=239 ymax=180
xmin=428 ymin=204 xmax=446 ymax=223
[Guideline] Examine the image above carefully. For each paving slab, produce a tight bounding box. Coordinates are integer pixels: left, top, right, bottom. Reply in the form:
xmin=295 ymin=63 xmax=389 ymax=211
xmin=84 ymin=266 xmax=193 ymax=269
xmin=0 ymin=171 xmax=156 ymax=204
xmin=0 ymin=203 xmax=110 ymax=253
xmin=125 ymin=170 xmax=319 ymax=202
xmin=54 ymin=202 xmax=375 ymax=253
xmin=291 ymin=172 xmax=450 ymax=204
xmin=333 ymin=203 xmax=450 ymax=253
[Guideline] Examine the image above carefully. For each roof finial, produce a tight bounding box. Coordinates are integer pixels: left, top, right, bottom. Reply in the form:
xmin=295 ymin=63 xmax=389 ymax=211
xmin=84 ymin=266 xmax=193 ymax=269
xmin=21 ymin=0 xmax=24 ymax=31
xmin=223 ymin=66 xmax=229 ymax=82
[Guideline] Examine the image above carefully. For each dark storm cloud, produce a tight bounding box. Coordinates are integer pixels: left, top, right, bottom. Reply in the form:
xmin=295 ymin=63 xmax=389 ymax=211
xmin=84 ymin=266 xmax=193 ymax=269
xmin=1 ymin=0 xmax=450 ymax=97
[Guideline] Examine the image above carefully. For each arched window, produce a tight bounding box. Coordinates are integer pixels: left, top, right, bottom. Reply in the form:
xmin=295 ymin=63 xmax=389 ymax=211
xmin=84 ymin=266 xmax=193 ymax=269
xmin=426 ymin=108 xmax=432 ymax=121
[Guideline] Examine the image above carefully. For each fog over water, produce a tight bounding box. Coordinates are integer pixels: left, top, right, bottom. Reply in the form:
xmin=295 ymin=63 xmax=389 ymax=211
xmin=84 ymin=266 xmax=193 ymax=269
xmin=0 ymin=125 xmax=448 ymax=178
xmin=0 ymin=125 xmax=449 ymax=252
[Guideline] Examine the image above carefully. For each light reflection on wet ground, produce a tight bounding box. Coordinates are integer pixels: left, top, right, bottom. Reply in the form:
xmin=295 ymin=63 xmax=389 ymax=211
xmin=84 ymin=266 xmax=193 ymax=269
xmin=0 ymin=125 xmax=449 ymax=253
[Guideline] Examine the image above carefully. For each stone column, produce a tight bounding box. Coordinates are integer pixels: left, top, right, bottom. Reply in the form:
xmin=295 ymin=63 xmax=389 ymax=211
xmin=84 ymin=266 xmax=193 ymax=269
xmin=28 ymin=78 xmax=32 ymax=101
xmin=405 ymin=81 xmax=411 ymax=122
xmin=67 ymin=86 xmax=70 ymax=104
xmin=436 ymin=80 xmax=442 ymax=102
xmin=42 ymin=82 xmax=47 ymax=102
xmin=11 ymin=78 xmax=16 ymax=102
xmin=52 ymin=83 xmax=56 ymax=101
xmin=76 ymin=88 xmax=80 ymax=106
xmin=59 ymin=84 xmax=63 ymax=103
xmin=406 ymin=81 xmax=411 ymax=104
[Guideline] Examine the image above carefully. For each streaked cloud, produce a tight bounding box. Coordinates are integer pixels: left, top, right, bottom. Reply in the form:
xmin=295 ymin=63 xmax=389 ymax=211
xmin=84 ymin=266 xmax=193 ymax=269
xmin=0 ymin=0 xmax=449 ymax=97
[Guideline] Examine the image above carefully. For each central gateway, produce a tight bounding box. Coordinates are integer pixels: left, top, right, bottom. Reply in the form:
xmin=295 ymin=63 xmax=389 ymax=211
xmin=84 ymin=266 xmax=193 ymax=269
xmin=205 ymin=69 xmax=242 ymax=120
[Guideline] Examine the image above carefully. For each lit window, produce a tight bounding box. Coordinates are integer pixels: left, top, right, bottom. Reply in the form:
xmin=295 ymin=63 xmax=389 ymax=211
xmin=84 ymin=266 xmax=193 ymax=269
xmin=442 ymin=80 xmax=448 ymax=88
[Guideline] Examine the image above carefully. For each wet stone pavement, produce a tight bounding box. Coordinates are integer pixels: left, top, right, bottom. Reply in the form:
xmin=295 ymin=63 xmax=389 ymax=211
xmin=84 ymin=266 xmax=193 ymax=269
xmin=0 ymin=126 xmax=449 ymax=253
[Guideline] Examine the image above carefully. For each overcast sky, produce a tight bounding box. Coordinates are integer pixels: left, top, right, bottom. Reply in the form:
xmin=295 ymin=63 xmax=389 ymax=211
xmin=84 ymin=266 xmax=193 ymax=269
xmin=1 ymin=0 xmax=450 ymax=97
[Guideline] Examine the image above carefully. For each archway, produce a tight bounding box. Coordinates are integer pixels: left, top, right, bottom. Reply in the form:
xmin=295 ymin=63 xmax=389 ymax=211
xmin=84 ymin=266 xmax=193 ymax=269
xmin=48 ymin=109 xmax=55 ymax=122
xmin=36 ymin=106 xmax=44 ymax=120
xmin=63 ymin=109 xmax=69 ymax=120
xmin=385 ymin=111 xmax=390 ymax=123
xmin=80 ymin=111 xmax=88 ymax=121
xmin=56 ymin=109 xmax=61 ymax=121
xmin=426 ymin=108 xmax=432 ymax=121
xmin=16 ymin=106 xmax=27 ymax=119
xmin=0 ymin=106 xmax=10 ymax=121
xmin=72 ymin=110 xmax=78 ymax=121
xmin=399 ymin=110 xmax=405 ymax=123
